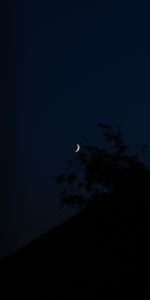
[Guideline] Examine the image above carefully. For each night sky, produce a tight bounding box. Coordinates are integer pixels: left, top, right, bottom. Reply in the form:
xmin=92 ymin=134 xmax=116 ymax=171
xmin=1 ymin=0 xmax=150 ymax=257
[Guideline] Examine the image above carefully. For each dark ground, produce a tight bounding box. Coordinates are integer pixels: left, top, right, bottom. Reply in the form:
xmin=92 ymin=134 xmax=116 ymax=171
xmin=0 ymin=193 xmax=150 ymax=298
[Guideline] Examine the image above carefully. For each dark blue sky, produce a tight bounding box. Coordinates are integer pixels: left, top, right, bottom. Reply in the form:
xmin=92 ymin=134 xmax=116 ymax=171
xmin=2 ymin=0 xmax=150 ymax=257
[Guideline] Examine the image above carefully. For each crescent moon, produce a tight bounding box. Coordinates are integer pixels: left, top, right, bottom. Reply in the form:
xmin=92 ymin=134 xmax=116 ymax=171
xmin=75 ymin=144 xmax=80 ymax=153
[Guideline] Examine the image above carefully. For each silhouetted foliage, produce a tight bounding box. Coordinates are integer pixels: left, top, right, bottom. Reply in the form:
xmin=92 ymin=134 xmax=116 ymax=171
xmin=54 ymin=123 xmax=150 ymax=209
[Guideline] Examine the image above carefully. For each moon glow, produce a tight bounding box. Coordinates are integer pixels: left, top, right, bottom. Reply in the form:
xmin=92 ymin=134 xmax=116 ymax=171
xmin=75 ymin=144 xmax=80 ymax=153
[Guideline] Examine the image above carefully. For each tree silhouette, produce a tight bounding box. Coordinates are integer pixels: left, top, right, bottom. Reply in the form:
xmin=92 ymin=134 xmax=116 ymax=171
xmin=54 ymin=123 xmax=150 ymax=211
